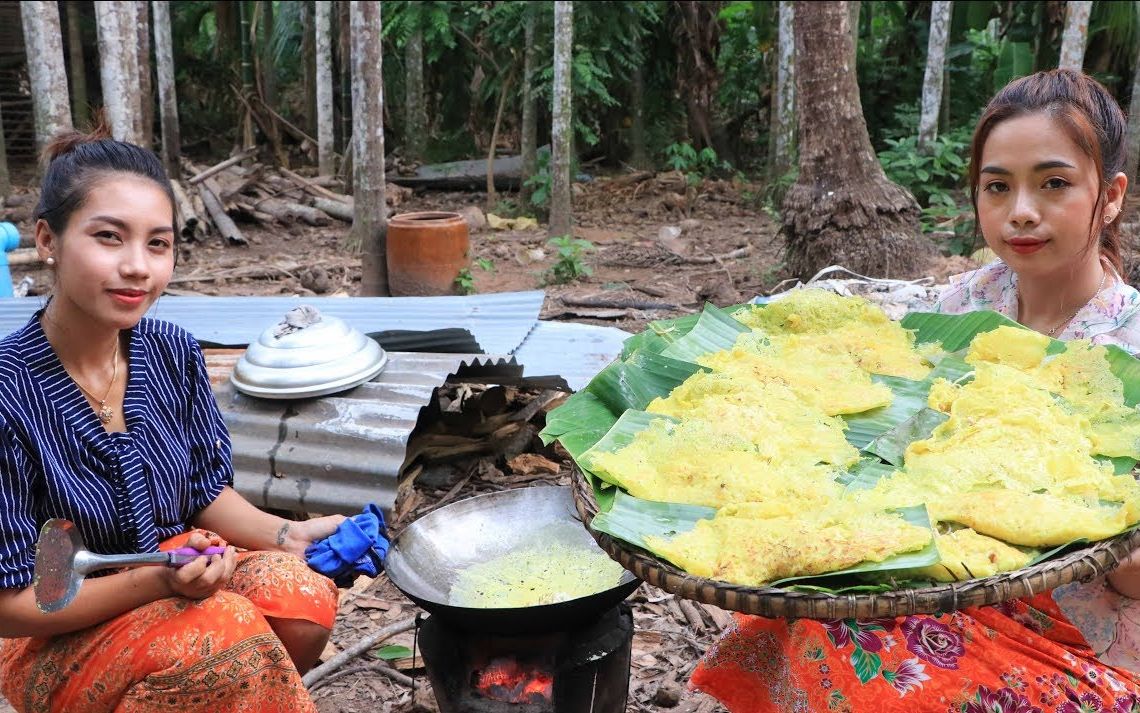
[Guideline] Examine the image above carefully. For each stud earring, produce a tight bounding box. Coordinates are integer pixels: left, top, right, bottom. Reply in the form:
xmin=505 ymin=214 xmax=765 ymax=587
xmin=1105 ymin=213 xmax=1115 ymax=224
xmin=45 ymin=256 xmax=55 ymax=266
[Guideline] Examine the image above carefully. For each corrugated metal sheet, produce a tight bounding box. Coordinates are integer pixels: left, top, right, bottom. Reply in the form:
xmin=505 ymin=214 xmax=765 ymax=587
xmin=208 ymin=351 xmax=525 ymax=516
xmin=512 ymin=321 xmax=631 ymax=391
xmin=0 ymin=291 xmax=545 ymax=355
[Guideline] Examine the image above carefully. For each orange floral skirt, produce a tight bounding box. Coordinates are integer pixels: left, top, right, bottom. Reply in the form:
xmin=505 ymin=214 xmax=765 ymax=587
xmin=0 ymin=533 xmax=339 ymax=713
xmin=691 ymin=593 xmax=1140 ymax=713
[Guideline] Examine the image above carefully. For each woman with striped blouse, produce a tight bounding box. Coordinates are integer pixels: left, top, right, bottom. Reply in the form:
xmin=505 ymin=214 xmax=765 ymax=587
xmin=0 ymin=124 xmax=343 ymax=712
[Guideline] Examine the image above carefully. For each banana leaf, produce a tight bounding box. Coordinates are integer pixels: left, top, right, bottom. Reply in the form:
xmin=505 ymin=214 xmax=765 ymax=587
xmin=864 ymin=408 xmax=949 ymax=466
xmin=620 ymin=303 xmax=752 ymax=358
xmin=660 ymin=303 xmax=750 ymax=362
xmin=842 ymin=355 xmax=971 ymax=449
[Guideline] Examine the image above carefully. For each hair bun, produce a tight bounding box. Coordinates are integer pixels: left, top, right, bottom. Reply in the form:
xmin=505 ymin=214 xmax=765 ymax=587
xmin=41 ymin=110 xmax=114 ymax=164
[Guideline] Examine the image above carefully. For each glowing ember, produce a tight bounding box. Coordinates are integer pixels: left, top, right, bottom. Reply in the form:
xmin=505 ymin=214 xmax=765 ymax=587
xmin=475 ymin=657 xmax=554 ymax=703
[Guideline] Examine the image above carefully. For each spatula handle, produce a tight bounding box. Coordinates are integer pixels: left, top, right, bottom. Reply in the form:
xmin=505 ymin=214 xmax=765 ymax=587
xmin=168 ymin=546 xmax=228 ymax=566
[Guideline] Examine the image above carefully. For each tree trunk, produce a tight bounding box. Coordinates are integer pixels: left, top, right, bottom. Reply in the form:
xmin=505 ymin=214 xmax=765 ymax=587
xmin=137 ymin=1 xmax=154 ymax=147
xmin=65 ymin=0 xmax=88 ymax=127
xmin=152 ymin=0 xmax=180 ymax=176
xmin=783 ymin=1 xmax=931 ymax=279
xmin=630 ymin=51 xmax=650 ymax=170
xmin=338 ymin=1 xmax=352 ymax=156
xmin=21 ymin=1 xmax=72 ymax=153
xmin=349 ymin=0 xmax=388 ymax=295
xmin=847 ymin=1 xmax=860 ymax=67
xmin=549 ymin=0 xmax=574 ymax=238
xmin=94 ymin=1 xmax=141 ymax=144
xmin=1127 ymin=37 xmax=1140 ymax=183
xmin=769 ymin=0 xmax=795 ymax=179
xmin=674 ymin=1 xmax=723 ymax=154
xmin=917 ymin=0 xmax=951 ymax=150
xmin=301 ymin=0 xmax=316 ymax=137
xmin=1059 ymin=0 xmax=1092 ymax=71
xmin=214 ymin=1 xmax=238 ymax=62
xmin=238 ymin=0 xmax=255 ymax=150
xmin=0 ymin=101 xmax=10 ymax=196
xmin=404 ymin=23 xmax=425 ymax=163
xmin=261 ymin=0 xmax=278 ymax=110
xmin=520 ymin=4 xmax=539 ymax=201
xmin=315 ymin=0 xmax=335 ymax=175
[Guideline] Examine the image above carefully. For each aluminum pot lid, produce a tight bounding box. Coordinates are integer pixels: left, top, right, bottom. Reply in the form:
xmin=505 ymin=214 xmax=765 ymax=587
xmin=231 ymin=305 xmax=388 ymax=399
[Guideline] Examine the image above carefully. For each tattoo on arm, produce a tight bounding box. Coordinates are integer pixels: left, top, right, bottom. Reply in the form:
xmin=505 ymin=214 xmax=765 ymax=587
xmin=276 ymin=523 xmax=290 ymax=547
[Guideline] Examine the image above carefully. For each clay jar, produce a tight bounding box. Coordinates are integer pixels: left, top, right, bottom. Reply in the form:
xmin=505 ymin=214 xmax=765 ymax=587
xmin=386 ymin=211 xmax=471 ymax=296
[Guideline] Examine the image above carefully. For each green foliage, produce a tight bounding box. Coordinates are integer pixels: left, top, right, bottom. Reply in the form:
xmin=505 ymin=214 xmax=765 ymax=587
xmin=523 ymin=150 xmax=559 ymax=212
xmin=877 ymin=126 xmax=970 ymax=207
xmin=922 ymin=192 xmax=977 ymax=257
xmin=664 ymin=142 xmax=732 ymax=183
xmin=545 ymin=236 xmax=595 ymax=285
xmin=476 ymin=257 xmax=496 ymax=273
xmin=455 ymin=268 xmax=476 ymax=295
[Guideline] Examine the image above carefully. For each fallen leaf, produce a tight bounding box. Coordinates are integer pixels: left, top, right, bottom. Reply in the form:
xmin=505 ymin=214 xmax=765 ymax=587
xmin=506 ymin=453 xmax=561 ymax=476
xmin=634 ymin=653 xmax=659 ymax=668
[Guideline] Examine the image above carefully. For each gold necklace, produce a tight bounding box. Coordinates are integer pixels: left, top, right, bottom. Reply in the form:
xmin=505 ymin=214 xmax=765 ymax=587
xmin=70 ymin=339 xmax=120 ymax=424
xmin=1044 ymin=268 xmax=1109 ymax=337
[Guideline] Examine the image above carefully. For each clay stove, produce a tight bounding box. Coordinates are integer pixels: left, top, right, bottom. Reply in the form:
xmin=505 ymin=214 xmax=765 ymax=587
xmin=418 ymin=604 xmax=633 ymax=713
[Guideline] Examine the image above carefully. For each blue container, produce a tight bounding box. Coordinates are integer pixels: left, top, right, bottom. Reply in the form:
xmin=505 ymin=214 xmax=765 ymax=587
xmin=0 ymin=223 xmax=22 ymax=298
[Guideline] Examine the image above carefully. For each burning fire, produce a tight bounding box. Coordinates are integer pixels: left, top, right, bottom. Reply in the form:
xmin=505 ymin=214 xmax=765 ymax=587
xmin=474 ymin=657 xmax=554 ymax=703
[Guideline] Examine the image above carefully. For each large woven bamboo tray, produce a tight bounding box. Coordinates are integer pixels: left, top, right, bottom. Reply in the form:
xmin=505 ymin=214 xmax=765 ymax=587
xmin=571 ymin=468 xmax=1140 ymax=619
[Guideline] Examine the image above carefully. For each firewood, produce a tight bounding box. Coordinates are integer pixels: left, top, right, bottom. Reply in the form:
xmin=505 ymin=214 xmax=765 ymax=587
xmin=197 ymin=183 xmax=248 ymax=246
xmin=257 ymin=197 xmax=330 ymax=226
xmin=311 ymin=195 xmax=353 ymax=222
xmin=169 ymin=180 xmax=202 ymax=241
xmin=280 ymin=166 xmax=351 ymax=203
xmin=8 ymin=248 xmax=42 ymax=266
xmin=187 ymin=147 xmax=257 ymax=185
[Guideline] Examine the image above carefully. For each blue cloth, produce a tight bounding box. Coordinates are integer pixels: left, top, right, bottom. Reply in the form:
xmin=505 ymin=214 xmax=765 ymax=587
xmin=305 ymin=504 xmax=389 ymax=587
xmin=0 ymin=313 xmax=233 ymax=590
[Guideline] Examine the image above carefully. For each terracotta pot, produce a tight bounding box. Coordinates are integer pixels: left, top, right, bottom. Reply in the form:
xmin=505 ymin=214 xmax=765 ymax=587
xmin=386 ymin=211 xmax=471 ymax=296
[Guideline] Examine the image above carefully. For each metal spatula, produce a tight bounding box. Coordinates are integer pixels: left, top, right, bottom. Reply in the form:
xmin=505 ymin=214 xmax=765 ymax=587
xmin=33 ymin=519 xmax=227 ymax=613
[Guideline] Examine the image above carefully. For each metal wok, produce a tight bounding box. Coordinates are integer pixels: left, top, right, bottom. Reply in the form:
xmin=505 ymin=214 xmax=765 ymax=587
xmin=383 ymin=485 xmax=641 ymax=634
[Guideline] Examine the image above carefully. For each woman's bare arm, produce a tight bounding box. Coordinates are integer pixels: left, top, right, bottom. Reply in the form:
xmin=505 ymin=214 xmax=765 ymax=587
xmin=192 ymin=487 xmax=344 ymax=557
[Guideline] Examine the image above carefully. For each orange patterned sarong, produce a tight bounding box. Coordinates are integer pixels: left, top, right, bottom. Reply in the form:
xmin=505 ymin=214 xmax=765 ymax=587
xmin=0 ymin=532 xmax=339 ymax=713
xmin=692 ymin=593 xmax=1140 ymax=713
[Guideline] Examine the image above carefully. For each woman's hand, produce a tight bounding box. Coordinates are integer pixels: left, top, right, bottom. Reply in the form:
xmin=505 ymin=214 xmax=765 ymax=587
xmin=276 ymin=515 xmax=347 ymax=558
xmin=1107 ymin=548 xmax=1140 ymax=599
xmin=161 ymin=531 xmax=237 ymax=600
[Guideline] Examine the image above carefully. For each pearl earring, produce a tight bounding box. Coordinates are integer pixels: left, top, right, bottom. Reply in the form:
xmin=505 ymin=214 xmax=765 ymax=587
xmin=45 ymin=256 xmax=55 ymax=266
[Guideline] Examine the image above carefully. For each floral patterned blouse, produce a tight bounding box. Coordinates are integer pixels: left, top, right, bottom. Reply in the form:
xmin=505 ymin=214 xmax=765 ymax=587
xmin=937 ymin=259 xmax=1140 ymax=351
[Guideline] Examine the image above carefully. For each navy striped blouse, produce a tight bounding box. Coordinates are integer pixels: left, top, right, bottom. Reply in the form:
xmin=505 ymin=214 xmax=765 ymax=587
xmin=0 ymin=313 xmax=233 ymax=590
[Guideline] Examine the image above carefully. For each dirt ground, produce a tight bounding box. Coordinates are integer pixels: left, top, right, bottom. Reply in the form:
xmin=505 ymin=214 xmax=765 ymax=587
xmin=4 ymin=170 xmax=980 ymax=334
xmin=0 ymin=173 xmax=982 ymax=713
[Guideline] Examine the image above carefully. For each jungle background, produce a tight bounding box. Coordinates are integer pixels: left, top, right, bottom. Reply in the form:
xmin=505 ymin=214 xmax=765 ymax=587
xmin=4 ymin=2 xmax=1140 ymax=712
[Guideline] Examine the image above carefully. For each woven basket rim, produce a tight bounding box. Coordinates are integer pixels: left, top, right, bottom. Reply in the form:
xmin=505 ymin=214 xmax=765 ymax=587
xmin=570 ymin=468 xmax=1140 ymax=619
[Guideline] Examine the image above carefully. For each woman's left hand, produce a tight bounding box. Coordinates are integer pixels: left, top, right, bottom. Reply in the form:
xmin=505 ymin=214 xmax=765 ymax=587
xmin=275 ymin=515 xmax=347 ymax=558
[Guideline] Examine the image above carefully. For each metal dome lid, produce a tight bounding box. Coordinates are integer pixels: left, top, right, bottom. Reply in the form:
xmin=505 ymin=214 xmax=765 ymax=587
xmin=231 ymin=305 xmax=388 ymax=399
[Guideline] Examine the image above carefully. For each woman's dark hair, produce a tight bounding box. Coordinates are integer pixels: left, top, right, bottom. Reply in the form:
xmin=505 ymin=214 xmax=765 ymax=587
xmin=968 ymin=69 xmax=1127 ymax=274
xmin=34 ymin=116 xmax=177 ymax=240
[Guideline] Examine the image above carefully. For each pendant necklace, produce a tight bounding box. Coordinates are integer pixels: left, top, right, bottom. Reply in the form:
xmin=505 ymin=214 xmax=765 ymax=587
xmin=1045 ymin=268 xmax=1109 ymax=337
xmin=70 ymin=339 xmax=120 ymax=424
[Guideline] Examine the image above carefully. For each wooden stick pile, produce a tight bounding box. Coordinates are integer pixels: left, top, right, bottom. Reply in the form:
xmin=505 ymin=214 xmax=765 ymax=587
xmin=172 ymin=151 xmax=414 ymax=247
